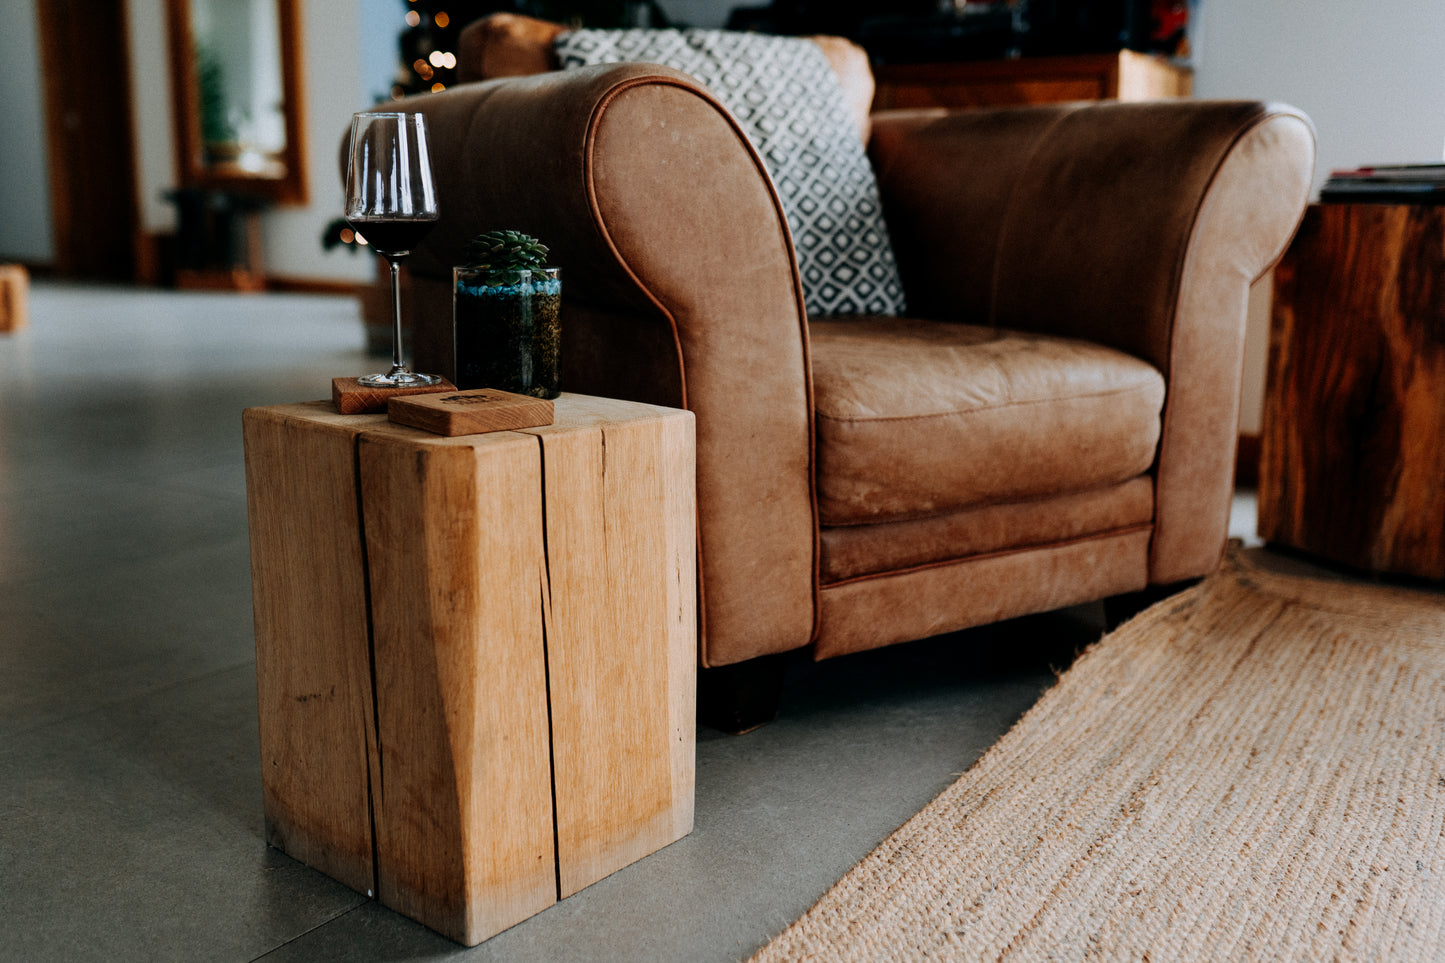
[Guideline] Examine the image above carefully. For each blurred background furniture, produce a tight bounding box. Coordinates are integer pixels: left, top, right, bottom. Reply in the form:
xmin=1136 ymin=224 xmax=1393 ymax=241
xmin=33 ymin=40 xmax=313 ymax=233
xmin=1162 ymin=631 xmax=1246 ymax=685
xmin=872 ymin=49 xmax=1190 ymax=110
xmin=381 ymin=14 xmax=1314 ymax=730
xmin=1260 ymin=202 xmax=1445 ymax=581
xmin=164 ymin=188 xmax=269 ymax=292
xmin=0 ymin=263 xmax=28 ymax=332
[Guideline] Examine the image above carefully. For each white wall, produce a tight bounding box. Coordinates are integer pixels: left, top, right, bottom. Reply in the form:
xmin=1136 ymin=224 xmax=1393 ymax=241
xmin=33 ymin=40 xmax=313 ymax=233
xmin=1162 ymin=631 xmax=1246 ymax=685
xmin=0 ymin=0 xmax=378 ymax=283
xmin=128 ymin=0 xmax=179 ymax=237
xmin=1190 ymin=0 xmax=1445 ymax=433
xmin=360 ymin=0 xmax=401 ymax=105
xmin=4 ymin=0 xmax=1444 ymax=302
xmin=1193 ymin=0 xmax=1445 ymax=192
xmin=0 ymin=0 xmax=54 ymax=262
xmin=256 ymin=0 xmax=374 ymax=284
xmin=121 ymin=0 xmax=462 ymax=285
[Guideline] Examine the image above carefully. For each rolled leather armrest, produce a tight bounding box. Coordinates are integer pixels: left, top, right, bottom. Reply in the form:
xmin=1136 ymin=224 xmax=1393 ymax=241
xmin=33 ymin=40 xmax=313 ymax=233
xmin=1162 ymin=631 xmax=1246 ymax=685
xmin=869 ymin=101 xmax=1316 ymax=582
xmin=398 ymin=64 xmax=819 ymax=666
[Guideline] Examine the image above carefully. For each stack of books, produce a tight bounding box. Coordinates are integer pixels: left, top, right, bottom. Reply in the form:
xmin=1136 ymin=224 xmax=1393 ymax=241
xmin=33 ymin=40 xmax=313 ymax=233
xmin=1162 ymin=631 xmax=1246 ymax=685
xmin=1321 ymin=164 xmax=1445 ymax=203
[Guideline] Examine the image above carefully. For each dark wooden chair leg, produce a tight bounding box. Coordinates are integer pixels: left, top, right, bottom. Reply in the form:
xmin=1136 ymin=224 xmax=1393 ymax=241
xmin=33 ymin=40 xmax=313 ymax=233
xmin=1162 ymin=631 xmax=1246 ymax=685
xmin=1103 ymin=578 xmax=1200 ymax=631
xmin=697 ymin=652 xmax=791 ymax=735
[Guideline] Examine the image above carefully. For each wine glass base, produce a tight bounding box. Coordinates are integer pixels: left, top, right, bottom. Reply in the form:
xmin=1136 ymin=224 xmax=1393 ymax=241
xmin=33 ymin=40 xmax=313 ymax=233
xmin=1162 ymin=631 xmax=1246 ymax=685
xmin=357 ymin=370 xmax=444 ymax=389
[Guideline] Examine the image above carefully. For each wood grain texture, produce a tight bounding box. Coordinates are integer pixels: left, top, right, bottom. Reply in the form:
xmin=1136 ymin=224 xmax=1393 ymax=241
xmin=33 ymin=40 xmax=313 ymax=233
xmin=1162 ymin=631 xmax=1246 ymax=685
xmin=243 ymin=402 xmax=386 ymax=896
xmin=524 ymin=395 xmax=697 ymax=898
xmin=244 ymin=395 xmax=698 ymax=946
xmin=1260 ymin=203 xmax=1445 ymax=579
xmin=359 ymin=425 xmax=557 ymax=945
xmin=387 ymin=387 xmax=554 ymax=436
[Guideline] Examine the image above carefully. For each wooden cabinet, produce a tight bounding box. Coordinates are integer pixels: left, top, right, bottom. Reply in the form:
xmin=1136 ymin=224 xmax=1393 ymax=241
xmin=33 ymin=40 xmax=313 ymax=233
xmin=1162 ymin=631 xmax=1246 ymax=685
xmin=873 ymin=50 xmax=1192 ymax=111
xmin=1259 ymin=203 xmax=1445 ymax=580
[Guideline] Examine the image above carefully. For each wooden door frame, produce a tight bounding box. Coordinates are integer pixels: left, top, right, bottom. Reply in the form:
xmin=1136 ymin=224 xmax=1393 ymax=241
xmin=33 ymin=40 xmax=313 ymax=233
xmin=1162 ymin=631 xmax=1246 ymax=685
xmin=36 ymin=0 xmax=143 ymax=281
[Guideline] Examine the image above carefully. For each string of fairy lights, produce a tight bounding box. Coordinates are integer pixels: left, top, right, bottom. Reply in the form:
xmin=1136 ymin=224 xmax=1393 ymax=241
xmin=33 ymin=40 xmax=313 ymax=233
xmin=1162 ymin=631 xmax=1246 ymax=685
xmin=390 ymin=0 xmax=475 ymax=99
xmin=387 ymin=2 xmax=660 ymax=100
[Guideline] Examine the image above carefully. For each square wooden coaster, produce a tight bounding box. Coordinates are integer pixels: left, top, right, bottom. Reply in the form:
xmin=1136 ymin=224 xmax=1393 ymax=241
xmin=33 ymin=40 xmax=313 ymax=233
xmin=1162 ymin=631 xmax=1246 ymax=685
xmin=332 ymin=376 xmax=456 ymax=414
xmin=387 ymin=388 xmax=555 ymax=436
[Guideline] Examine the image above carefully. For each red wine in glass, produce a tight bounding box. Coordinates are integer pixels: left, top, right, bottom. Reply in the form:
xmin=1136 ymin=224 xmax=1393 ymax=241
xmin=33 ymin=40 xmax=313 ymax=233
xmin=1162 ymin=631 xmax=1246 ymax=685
xmin=344 ymin=215 xmax=438 ymax=258
xmin=344 ymin=112 xmax=443 ymax=388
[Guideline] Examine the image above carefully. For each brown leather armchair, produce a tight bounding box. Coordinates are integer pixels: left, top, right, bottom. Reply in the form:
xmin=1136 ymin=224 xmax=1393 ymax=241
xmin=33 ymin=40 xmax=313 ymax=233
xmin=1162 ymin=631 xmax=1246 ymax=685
xmin=389 ymin=15 xmax=1315 ymax=729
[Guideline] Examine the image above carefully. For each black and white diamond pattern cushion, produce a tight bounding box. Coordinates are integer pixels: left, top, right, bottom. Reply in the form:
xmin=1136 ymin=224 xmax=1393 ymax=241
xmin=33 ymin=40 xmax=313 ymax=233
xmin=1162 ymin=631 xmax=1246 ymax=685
xmin=554 ymin=29 xmax=906 ymax=317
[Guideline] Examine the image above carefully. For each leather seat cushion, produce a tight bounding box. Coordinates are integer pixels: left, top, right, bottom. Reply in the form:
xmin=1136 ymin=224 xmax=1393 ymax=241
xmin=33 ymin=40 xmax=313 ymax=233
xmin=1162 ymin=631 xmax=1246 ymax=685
xmin=810 ymin=317 xmax=1165 ymax=525
xmin=820 ymin=476 xmax=1154 ymax=583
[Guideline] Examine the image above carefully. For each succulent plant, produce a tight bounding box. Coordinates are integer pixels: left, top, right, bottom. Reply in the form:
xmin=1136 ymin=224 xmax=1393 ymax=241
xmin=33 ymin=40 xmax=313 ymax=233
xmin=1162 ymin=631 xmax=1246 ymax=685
xmin=464 ymin=230 xmax=550 ymax=273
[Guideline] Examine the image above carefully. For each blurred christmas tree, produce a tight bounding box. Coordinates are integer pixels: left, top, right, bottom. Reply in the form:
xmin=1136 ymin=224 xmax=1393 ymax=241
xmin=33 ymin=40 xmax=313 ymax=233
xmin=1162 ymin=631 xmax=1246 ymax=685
xmin=389 ymin=1 xmax=672 ymax=99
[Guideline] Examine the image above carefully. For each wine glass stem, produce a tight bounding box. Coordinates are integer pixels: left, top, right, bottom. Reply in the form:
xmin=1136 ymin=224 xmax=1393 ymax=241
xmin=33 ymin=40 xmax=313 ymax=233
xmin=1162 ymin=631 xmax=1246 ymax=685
xmin=387 ymin=256 xmax=405 ymax=374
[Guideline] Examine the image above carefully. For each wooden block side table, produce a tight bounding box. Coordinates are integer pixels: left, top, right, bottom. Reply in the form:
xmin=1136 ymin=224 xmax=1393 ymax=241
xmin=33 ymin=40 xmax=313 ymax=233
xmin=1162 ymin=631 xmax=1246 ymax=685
xmin=1259 ymin=203 xmax=1445 ymax=579
xmin=242 ymin=403 xmax=380 ymax=897
xmin=529 ymin=400 xmax=697 ymax=898
xmin=243 ymin=394 xmax=697 ymax=946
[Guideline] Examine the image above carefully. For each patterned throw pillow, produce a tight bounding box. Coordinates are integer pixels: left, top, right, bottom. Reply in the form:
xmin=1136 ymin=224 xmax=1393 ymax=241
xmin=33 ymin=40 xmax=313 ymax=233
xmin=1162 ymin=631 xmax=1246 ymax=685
xmin=555 ymin=29 xmax=907 ymax=317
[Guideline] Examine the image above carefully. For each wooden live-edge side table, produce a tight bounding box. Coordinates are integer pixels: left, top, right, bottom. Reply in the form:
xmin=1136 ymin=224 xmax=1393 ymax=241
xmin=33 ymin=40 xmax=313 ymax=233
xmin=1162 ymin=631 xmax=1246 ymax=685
xmin=242 ymin=393 xmax=697 ymax=946
xmin=1259 ymin=202 xmax=1445 ymax=579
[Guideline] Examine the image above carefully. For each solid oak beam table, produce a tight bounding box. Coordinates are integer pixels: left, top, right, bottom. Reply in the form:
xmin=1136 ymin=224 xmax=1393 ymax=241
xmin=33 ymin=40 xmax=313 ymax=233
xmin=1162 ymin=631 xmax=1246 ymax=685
xmin=243 ymin=394 xmax=696 ymax=945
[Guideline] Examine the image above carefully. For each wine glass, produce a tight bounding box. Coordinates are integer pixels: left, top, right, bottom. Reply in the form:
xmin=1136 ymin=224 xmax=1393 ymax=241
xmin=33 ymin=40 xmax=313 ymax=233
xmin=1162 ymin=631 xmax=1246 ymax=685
xmin=344 ymin=111 xmax=442 ymax=387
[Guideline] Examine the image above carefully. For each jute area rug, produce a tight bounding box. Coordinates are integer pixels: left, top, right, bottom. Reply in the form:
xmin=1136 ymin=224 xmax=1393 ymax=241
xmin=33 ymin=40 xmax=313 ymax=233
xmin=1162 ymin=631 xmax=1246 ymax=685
xmin=751 ymin=552 xmax=1445 ymax=961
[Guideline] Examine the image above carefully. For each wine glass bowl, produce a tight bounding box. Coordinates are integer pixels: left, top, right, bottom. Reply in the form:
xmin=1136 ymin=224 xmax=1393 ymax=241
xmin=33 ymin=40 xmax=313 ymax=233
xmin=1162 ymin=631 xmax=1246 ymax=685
xmin=344 ymin=111 xmax=442 ymax=388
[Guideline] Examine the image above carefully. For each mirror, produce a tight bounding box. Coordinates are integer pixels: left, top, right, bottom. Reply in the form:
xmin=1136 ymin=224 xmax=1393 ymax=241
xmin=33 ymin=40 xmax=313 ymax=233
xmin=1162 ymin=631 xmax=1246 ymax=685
xmin=166 ymin=0 xmax=308 ymax=205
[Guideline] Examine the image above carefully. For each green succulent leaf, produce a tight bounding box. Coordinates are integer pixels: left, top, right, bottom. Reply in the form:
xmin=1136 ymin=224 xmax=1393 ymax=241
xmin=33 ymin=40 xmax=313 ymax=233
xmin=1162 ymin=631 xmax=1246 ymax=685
xmin=465 ymin=230 xmax=550 ymax=272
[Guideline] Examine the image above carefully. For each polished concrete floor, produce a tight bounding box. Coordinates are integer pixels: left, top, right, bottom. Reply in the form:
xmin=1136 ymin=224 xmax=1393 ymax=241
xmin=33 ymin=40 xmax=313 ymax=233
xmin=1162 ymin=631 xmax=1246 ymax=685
xmin=2 ymin=281 xmax=1244 ymax=962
